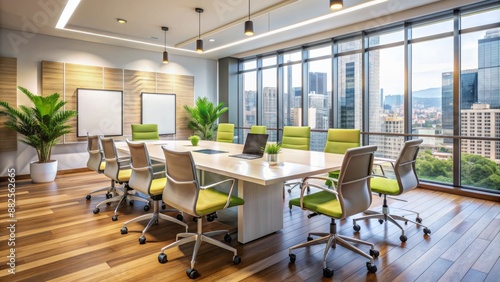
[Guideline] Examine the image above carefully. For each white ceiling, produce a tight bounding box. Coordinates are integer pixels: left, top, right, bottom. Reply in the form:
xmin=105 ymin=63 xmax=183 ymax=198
xmin=0 ymin=0 xmax=462 ymax=60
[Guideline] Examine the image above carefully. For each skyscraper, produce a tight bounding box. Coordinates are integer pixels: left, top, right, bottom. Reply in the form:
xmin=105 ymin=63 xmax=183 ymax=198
xmin=478 ymin=28 xmax=500 ymax=109
xmin=309 ymin=72 xmax=327 ymax=95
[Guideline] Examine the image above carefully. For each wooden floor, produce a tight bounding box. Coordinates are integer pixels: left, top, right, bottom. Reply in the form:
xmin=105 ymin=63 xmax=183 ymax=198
xmin=1 ymin=171 xmax=499 ymax=282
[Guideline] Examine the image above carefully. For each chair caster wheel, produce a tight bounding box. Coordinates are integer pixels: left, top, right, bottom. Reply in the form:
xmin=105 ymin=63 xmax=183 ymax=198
xmin=162 ymin=203 xmax=166 ymax=210
xmin=106 ymin=202 xmax=112 ymax=206
xmin=400 ymin=235 xmax=407 ymax=242
xmin=233 ymin=255 xmax=241 ymax=264
xmin=424 ymin=228 xmax=431 ymax=235
xmin=370 ymin=249 xmax=379 ymax=258
xmin=193 ymin=217 xmax=198 ymax=222
xmin=416 ymin=217 xmax=422 ymax=223
xmin=307 ymin=236 xmax=313 ymax=241
xmin=289 ymin=253 xmax=296 ymax=263
xmin=186 ymin=268 xmax=199 ymax=279
xmin=224 ymin=233 xmax=232 ymax=243
xmin=112 ymin=215 xmax=118 ymax=221
xmin=144 ymin=205 xmax=150 ymax=212
xmin=106 ymin=193 xmax=112 ymax=199
xmin=121 ymin=227 xmax=128 ymax=234
xmin=353 ymin=224 xmax=361 ymax=232
xmin=129 ymin=200 xmax=134 ymax=205
xmin=139 ymin=237 xmax=146 ymax=244
xmin=207 ymin=213 xmax=217 ymax=222
xmin=287 ymin=189 xmax=292 ymax=193
xmin=158 ymin=253 xmax=167 ymax=263
xmin=367 ymin=262 xmax=377 ymax=273
xmin=93 ymin=208 xmax=100 ymax=214
xmin=378 ymin=219 xmax=384 ymax=224
xmin=86 ymin=195 xmax=91 ymax=200
xmin=323 ymin=267 xmax=334 ymax=278
xmin=176 ymin=214 xmax=183 ymax=221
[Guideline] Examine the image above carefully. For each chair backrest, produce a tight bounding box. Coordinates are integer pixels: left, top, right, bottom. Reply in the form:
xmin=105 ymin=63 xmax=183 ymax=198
xmin=394 ymin=139 xmax=423 ymax=194
xmin=281 ymin=126 xmax=310 ymax=150
xmin=131 ymin=124 xmax=160 ymax=141
xmin=250 ymin=125 xmax=267 ymax=134
xmin=337 ymin=145 xmax=377 ymax=218
xmin=87 ymin=134 xmax=103 ymax=173
xmin=100 ymin=137 xmax=122 ymax=181
xmin=126 ymin=140 xmax=153 ymax=193
xmin=324 ymin=128 xmax=360 ymax=154
xmin=162 ymin=148 xmax=200 ymax=216
xmin=216 ymin=123 xmax=234 ymax=143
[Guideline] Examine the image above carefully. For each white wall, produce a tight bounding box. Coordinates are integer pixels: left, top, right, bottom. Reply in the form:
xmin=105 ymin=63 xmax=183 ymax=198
xmin=0 ymin=28 xmax=218 ymax=176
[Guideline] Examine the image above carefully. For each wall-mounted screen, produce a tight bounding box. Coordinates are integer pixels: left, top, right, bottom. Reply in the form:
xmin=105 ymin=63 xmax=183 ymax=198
xmin=141 ymin=93 xmax=176 ymax=135
xmin=77 ymin=88 xmax=123 ymax=137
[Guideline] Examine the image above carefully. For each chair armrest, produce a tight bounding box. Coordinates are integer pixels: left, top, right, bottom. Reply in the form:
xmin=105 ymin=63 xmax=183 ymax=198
xmin=201 ymin=178 xmax=236 ymax=209
xmin=298 ymin=176 xmax=338 ymax=210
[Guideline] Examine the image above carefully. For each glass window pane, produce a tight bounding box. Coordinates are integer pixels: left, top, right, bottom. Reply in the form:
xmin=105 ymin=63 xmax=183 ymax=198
xmin=262 ymin=68 xmax=278 ymax=142
xmin=368 ymin=29 xmax=404 ymax=47
xmin=262 ymin=56 xmax=277 ymax=67
xmin=337 ymin=53 xmax=362 ymax=129
xmin=282 ymin=63 xmax=302 ymax=127
xmin=368 ymin=45 xmax=404 ymax=158
xmin=308 ymin=58 xmax=331 ymax=151
xmin=461 ymin=7 xmax=500 ymax=29
xmin=416 ymin=138 xmax=454 ymax=185
xmin=412 ymin=18 xmax=453 ymax=39
xmin=242 ymin=71 xmax=257 ymax=131
xmin=309 ymin=45 xmax=331 ymax=58
xmin=243 ymin=60 xmax=256 ymax=70
xmin=283 ymin=50 xmax=302 ymax=63
xmin=337 ymin=38 xmax=362 ymax=53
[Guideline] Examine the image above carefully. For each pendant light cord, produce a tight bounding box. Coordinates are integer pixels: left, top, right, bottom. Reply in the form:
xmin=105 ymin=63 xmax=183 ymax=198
xmin=248 ymin=0 xmax=251 ymax=21
xmin=198 ymin=12 xmax=201 ymax=39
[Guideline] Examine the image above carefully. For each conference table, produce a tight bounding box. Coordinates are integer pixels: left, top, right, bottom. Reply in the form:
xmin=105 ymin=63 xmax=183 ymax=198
xmin=116 ymin=140 xmax=344 ymax=244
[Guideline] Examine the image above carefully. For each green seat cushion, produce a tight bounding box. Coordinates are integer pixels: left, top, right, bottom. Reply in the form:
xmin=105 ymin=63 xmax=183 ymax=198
xmin=99 ymin=161 xmax=106 ymax=171
xmin=131 ymin=124 xmax=160 ymax=141
xmin=370 ymin=177 xmax=400 ymax=195
xmin=196 ymin=188 xmax=244 ymax=215
xmin=117 ymin=169 xmax=132 ymax=182
xmin=289 ymin=191 xmax=342 ymax=218
xmin=150 ymin=178 xmax=167 ymax=195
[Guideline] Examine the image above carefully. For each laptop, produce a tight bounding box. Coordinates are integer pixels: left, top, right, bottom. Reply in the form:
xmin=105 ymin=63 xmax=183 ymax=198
xmin=229 ymin=133 xmax=269 ymax=159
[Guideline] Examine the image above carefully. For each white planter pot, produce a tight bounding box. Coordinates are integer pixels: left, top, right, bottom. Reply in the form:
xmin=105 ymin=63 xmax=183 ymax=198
xmin=30 ymin=160 xmax=58 ymax=183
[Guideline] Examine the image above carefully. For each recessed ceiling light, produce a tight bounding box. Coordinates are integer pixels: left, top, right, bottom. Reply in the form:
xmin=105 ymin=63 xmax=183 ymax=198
xmin=209 ymin=39 xmax=215 ymax=42
xmin=116 ymin=18 xmax=127 ymax=24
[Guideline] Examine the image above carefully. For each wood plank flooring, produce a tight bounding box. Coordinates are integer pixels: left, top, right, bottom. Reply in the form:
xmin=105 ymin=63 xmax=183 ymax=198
xmin=1 ymin=171 xmax=499 ymax=281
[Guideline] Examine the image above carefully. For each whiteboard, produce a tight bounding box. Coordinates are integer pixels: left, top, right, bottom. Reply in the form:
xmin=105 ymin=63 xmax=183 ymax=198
xmin=141 ymin=93 xmax=176 ymax=135
xmin=77 ymin=89 xmax=123 ymax=137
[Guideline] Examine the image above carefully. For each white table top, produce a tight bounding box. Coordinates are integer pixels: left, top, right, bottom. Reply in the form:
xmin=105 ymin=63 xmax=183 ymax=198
xmin=117 ymin=140 xmax=344 ymax=186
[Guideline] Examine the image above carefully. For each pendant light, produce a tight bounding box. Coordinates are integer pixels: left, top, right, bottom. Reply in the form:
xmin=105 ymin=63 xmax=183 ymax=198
xmin=161 ymin=26 xmax=169 ymax=64
xmin=195 ymin=8 xmax=204 ymax=53
xmin=330 ymin=0 xmax=343 ymax=10
xmin=244 ymin=0 xmax=254 ymax=36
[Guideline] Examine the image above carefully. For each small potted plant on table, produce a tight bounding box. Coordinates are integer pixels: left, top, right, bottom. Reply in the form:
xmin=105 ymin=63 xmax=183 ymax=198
xmin=263 ymin=142 xmax=281 ymax=166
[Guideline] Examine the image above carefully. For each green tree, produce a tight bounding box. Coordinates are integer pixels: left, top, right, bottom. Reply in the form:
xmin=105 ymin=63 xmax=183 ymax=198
xmin=183 ymin=97 xmax=228 ymax=140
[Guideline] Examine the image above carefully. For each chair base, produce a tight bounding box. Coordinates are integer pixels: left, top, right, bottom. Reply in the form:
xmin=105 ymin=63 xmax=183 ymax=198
xmin=86 ymin=179 xmax=116 ymax=200
xmin=158 ymin=216 xmax=240 ymax=278
xmin=121 ymin=199 xmax=187 ymax=244
xmin=289 ymin=219 xmax=377 ymax=277
xmin=93 ymin=184 xmax=149 ymax=221
xmin=352 ymin=195 xmax=431 ymax=242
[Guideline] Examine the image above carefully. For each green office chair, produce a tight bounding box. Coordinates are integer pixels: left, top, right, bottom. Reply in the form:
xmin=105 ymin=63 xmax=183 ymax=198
xmin=94 ymin=137 xmax=149 ymax=221
xmin=289 ymin=145 xmax=379 ymax=278
xmin=85 ymin=133 xmax=116 ymax=201
xmin=282 ymin=126 xmax=310 ymax=193
xmin=120 ymin=140 xmax=188 ymax=244
xmin=216 ymin=123 xmax=234 ymax=143
xmin=324 ymin=128 xmax=360 ymax=186
xmin=250 ymin=125 xmax=267 ymax=134
xmin=353 ymin=139 xmax=431 ymax=242
xmin=131 ymin=124 xmax=160 ymax=141
xmin=158 ymin=148 xmax=244 ymax=279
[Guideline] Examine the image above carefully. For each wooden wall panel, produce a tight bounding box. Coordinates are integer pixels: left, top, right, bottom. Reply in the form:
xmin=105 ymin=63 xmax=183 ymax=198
xmin=156 ymin=73 xmax=173 ymax=93
xmin=0 ymin=57 xmax=17 ymax=152
xmin=41 ymin=61 xmax=64 ymax=96
xmin=103 ymin=68 xmax=123 ymax=90
xmin=65 ymin=64 xmax=103 ymax=143
xmin=123 ymin=70 xmax=155 ymax=136
xmin=172 ymin=74 xmax=194 ymax=139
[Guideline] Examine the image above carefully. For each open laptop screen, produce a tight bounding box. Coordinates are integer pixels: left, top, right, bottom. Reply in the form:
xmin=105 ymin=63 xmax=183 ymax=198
xmin=241 ymin=133 xmax=269 ymax=156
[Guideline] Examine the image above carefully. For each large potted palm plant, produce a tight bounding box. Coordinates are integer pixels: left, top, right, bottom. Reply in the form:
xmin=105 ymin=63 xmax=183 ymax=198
xmin=0 ymin=86 xmax=77 ymax=183
xmin=184 ymin=97 xmax=228 ymax=140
